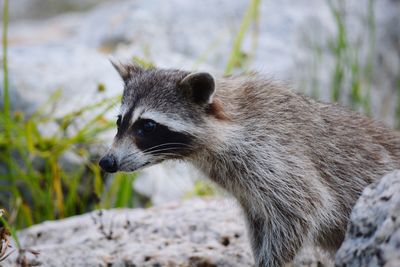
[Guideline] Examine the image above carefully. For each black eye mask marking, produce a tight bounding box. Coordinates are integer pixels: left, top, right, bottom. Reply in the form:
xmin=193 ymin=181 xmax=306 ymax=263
xmin=116 ymin=115 xmax=122 ymax=128
xmin=133 ymin=119 xmax=194 ymax=158
xmin=134 ymin=119 xmax=157 ymax=137
xmin=116 ymin=107 xmax=135 ymax=138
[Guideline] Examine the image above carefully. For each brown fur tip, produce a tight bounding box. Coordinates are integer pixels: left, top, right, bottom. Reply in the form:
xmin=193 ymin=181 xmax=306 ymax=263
xmin=207 ymin=98 xmax=231 ymax=121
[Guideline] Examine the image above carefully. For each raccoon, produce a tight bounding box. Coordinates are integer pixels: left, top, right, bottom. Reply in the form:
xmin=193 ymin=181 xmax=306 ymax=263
xmin=99 ymin=62 xmax=400 ymax=267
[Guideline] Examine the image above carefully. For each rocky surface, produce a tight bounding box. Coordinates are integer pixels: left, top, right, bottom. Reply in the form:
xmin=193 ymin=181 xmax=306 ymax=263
xmin=335 ymin=170 xmax=400 ymax=267
xmin=2 ymin=198 xmax=332 ymax=267
xmin=9 ymin=0 xmax=109 ymax=21
xmin=4 ymin=167 xmax=400 ymax=267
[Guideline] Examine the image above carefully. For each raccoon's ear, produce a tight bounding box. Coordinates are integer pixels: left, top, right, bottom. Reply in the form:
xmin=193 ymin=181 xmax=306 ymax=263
xmin=110 ymin=59 xmax=143 ymax=83
xmin=180 ymin=72 xmax=215 ymax=105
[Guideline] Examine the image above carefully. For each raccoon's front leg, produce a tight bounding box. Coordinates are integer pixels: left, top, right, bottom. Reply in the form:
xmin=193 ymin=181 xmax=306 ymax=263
xmin=244 ymin=209 xmax=306 ymax=267
xmin=244 ymin=212 xmax=276 ymax=267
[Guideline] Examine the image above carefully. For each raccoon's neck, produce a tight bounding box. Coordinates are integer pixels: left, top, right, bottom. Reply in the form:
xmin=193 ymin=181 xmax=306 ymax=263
xmin=190 ymin=126 xmax=324 ymax=219
xmin=191 ymin=131 xmax=274 ymax=199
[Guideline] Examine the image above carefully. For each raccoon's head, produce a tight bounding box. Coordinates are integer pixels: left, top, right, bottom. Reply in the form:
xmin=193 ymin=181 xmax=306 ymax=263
xmin=99 ymin=61 xmax=222 ymax=173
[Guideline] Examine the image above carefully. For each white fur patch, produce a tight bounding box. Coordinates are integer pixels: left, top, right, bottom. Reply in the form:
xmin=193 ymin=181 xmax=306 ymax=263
xmin=120 ymin=106 xmax=194 ymax=134
xmin=119 ymin=106 xmax=146 ymax=127
xmin=111 ymin=137 xmax=151 ymax=172
xmin=141 ymin=110 xmax=193 ymax=133
xmin=119 ymin=104 xmax=128 ymax=116
xmin=130 ymin=107 xmax=144 ymax=125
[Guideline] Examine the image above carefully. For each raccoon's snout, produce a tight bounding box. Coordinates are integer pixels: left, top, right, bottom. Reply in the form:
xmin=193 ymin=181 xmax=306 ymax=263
xmin=99 ymin=154 xmax=118 ymax=173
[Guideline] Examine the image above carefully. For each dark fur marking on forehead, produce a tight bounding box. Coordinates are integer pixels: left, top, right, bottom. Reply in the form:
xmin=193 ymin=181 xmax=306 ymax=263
xmin=120 ymin=68 xmax=211 ymax=128
xmin=116 ymin=106 xmax=135 ymax=138
xmin=122 ymin=68 xmax=190 ymax=102
xmin=133 ymin=122 xmax=194 ymax=158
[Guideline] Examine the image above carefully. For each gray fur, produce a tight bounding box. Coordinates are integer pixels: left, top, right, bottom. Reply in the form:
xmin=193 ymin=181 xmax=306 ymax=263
xmin=105 ymin=64 xmax=400 ymax=267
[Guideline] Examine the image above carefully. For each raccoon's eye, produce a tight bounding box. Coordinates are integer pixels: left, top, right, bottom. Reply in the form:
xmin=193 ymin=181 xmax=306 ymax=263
xmin=136 ymin=119 xmax=157 ymax=137
xmin=116 ymin=115 xmax=122 ymax=127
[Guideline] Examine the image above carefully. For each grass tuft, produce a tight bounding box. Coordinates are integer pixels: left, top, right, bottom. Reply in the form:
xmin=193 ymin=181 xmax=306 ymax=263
xmin=324 ymin=0 xmax=376 ymax=114
xmin=0 ymin=0 xmax=138 ymax=230
xmin=225 ymin=0 xmax=261 ymax=75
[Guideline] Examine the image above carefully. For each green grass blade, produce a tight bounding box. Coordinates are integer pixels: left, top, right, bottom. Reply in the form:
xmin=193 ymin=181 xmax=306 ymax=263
xmin=225 ymin=0 xmax=261 ymax=75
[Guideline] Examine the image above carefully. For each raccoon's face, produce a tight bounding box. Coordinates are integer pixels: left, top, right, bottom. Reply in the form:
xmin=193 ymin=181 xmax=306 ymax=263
xmin=99 ymin=62 xmax=216 ymax=173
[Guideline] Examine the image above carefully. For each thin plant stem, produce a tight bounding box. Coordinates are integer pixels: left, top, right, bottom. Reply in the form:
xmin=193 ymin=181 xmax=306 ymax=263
xmin=225 ymin=0 xmax=261 ymax=75
xmin=363 ymin=0 xmax=375 ymax=115
xmin=2 ymin=0 xmax=9 ymax=118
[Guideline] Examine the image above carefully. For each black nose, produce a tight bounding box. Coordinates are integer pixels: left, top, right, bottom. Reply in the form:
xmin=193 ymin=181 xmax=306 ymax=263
xmin=99 ymin=155 xmax=118 ymax=173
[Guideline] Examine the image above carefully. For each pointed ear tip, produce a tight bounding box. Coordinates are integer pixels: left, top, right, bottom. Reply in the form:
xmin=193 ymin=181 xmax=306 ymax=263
xmin=108 ymin=56 xmax=120 ymax=66
xmin=108 ymin=55 xmax=116 ymax=63
xmin=109 ymin=58 xmax=125 ymax=71
xmin=109 ymin=59 xmax=135 ymax=84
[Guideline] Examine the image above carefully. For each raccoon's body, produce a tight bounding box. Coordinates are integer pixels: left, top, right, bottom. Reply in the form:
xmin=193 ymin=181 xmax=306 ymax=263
xmin=100 ymin=63 xmax=400 ymax=267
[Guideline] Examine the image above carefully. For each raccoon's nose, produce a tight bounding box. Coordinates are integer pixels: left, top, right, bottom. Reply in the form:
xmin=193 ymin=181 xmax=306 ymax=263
xmin=99 ymin=155 xmax=118 ymax=173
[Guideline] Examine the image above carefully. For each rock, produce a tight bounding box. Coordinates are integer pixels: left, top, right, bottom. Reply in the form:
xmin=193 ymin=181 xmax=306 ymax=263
xmin=335 ymin=170 xmax=400 ymax=267
xmin=9 ymin=0 xmax=109 ymax=21
xmin=3 ymin=198 xmax=252 ymax=267
xmin=3 ymin=198 xmax=331 ymax=267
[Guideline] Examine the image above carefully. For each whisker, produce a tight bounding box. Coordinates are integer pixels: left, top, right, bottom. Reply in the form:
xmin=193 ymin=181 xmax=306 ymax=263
xmin=141 ymin=142 xmax=193 ymax=153
xmin=121 ymin=145 xmax=193 ymax=162
xmin=150 ymin=152 xmax=184 ymax=159
xmin=142 ymin=146 xmax=194 ymax=155
xmin=119 ymin=157 xmax=144 ymax=170
xmin=120 ymin=155 xmax=139 ymax=167
xmin=119 ymin=153 xmax=139 ymax=166
xmin=119 ymin=144 xmax=195 ymax=167
xmin=120 ymin=143 xmax=192 ymax=160
xmin=120 ymin=148 xmax=193 ymax=166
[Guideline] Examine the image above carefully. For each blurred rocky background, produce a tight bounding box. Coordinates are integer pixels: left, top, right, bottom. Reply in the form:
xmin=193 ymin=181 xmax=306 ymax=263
xmin=3 ymin=170 xmax=400 ymax=266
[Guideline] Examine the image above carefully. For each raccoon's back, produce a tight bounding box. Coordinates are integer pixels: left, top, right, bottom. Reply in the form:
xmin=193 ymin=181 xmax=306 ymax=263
xmin=218 ymin=75 xmax=400 ymax=180
xmin=315 ymin=101 xmax=400 ymax=183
